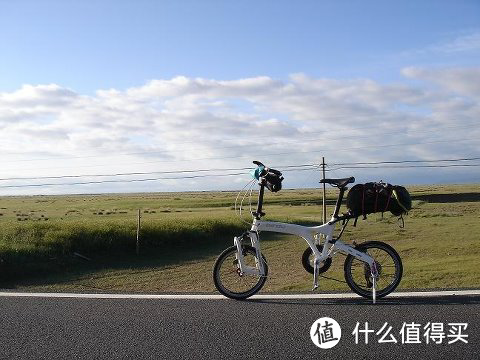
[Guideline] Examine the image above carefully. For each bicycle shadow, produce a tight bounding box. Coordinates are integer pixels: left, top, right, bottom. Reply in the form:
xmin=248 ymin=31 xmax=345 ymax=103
xmin=245 ymin=294 xmax=480 ymax=306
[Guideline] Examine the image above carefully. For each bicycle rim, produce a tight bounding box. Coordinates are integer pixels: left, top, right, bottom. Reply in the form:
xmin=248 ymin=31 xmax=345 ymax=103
xmin=344 ymin=241 xmax=402 ymax=299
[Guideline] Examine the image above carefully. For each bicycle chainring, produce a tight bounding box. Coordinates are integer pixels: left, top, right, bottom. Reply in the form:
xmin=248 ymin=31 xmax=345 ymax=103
xmin=301 ymin=245 xmax=333 ymax=274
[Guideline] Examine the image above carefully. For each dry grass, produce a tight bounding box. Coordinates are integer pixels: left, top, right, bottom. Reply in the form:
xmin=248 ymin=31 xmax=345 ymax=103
xmin=1 ymin=184 xmax=479 ymax=293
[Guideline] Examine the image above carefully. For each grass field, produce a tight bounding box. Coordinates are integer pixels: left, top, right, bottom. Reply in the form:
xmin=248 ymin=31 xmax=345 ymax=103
xmin=0 ymin=184 xmax=479 ymax=293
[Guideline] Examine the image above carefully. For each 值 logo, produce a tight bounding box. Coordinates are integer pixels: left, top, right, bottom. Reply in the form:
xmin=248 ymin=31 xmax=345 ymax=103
xmin=310 ymin=317 xmax=342 ymax=349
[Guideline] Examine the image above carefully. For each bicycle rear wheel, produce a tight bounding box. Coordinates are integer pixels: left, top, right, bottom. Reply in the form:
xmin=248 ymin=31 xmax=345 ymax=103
xmin=213 ymin=245 xmax=268 ymax=300
xmin=344 ymin=241 xmax=402 ymax=299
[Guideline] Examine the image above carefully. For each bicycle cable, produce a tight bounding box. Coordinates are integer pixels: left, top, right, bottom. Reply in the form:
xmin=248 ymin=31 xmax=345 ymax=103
xmin=235 ymin=179 xmax=257 ymax=225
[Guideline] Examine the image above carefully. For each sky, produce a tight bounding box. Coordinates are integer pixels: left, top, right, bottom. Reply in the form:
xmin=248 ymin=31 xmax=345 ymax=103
xmin=0 ymin=0 xmax=479 ymax=194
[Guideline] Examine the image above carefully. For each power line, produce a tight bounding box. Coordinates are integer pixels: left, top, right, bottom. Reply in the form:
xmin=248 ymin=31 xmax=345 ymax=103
xmin=0 ymin=164 xmax=317 ymax=182
xmin=0 ymin=165 xmax=322 ymax=189
xmin=0 ymin=172 xmax=248 ymax=189
xmin=2 ymin=157 xmax=479 ymax=190
xmin=330 ymin=157 xmax=480 ymax=166
xmin=328 ymin=163 xmax=480 ymax=171
xmin=3 ymin=156 xmax=478 ymax=183
xmin=1 ymin=156 xmax=479 ymax=189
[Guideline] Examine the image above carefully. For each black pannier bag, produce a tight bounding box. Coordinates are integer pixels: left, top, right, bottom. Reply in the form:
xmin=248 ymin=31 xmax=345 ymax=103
xmin=346 ymin=182 xmax=412 ymax=218
xmin=264 ymin=169 xmax=283 ymax=192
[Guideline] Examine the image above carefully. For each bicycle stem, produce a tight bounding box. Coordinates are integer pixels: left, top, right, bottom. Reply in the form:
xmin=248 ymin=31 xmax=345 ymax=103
xmin=253 ymin=180 xmax=266 ymax=219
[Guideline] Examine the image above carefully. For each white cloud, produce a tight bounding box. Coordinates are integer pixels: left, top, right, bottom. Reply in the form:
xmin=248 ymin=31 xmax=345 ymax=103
xmin=396 ymin=31 xmax=480 ymax=63
xmin=402 ymin=66 xmax=480 ymax=98
xmin=430 ymin=31 xmax=480 ymax=53
xmin=0 ymin=68 xmax=479 ymax=194
xmin=0 ymin=84 xmax=77 ymax=107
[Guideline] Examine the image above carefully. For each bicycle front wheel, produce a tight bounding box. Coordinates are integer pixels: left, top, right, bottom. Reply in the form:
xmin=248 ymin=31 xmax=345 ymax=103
xmin=344 ymin=241 xmax=403 ymax=299
xmin=213 ymin=245 xmax=268 ymax=300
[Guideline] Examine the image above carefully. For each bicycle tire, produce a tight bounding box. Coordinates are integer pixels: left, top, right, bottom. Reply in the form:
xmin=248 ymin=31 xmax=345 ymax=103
xmin=344 ymin=241 xmax=402 ymax=299
xmin=213 ymin=245 xmax=268 ymax=300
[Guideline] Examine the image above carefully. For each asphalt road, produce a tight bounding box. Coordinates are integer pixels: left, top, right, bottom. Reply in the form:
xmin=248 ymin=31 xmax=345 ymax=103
xmin=0 ymin=295 xmax=478 ymax=359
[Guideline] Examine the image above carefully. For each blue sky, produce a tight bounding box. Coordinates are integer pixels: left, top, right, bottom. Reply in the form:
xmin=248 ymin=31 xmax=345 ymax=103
xmin=0 ymin=1 xmax=479 ymax=194
xmin=1 ymin=0 xmax=478 ymax=92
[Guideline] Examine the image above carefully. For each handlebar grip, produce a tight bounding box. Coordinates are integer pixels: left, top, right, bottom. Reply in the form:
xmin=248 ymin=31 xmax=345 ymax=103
xmin=268 ymin=168 xmax=282 ymax=176
xmin=253 ymin=160 xmax=265 ymax=167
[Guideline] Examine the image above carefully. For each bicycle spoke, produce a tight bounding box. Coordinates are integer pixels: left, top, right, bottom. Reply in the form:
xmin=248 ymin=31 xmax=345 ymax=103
xmin=345 ymin=242 xmax=402 ymax=299
xmin=214 ymin=246 xmax=267 ymax=299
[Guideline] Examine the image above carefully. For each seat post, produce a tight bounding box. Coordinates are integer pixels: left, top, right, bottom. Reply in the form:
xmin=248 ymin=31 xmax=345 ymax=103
xmin=333 ymin=187 xmax=346 ymax=218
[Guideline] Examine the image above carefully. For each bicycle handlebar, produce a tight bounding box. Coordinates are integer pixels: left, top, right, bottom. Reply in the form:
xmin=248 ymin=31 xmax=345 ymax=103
xmin=252 ymin=160 xmax=282 ymax=176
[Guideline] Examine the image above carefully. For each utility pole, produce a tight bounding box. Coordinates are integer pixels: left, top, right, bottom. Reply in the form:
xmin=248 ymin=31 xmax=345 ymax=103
xmin=322 ymin=157 xmax=326 ymax=224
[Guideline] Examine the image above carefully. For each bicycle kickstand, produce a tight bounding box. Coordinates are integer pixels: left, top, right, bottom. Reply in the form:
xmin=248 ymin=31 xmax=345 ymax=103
xmin=372 ymin=276 xmax=376 ymax=304
xmin=312 ymin=258 xmax=320 ymax=291
xmin=371 ymin=262 xmax=378 ymax=304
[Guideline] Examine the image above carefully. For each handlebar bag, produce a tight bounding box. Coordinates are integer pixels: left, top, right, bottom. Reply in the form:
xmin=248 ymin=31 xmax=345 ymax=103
xmin=265 ymin=171 xmax=283 ymax=192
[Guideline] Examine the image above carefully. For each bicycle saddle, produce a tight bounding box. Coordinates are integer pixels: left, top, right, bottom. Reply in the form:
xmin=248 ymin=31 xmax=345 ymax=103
xmin=320 ymin=177 xmax=355 ymax=188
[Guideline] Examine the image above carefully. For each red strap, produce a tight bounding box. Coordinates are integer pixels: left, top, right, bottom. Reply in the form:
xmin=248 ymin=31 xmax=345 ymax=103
xmin=362 ymin=184 xmax=366 ymax=218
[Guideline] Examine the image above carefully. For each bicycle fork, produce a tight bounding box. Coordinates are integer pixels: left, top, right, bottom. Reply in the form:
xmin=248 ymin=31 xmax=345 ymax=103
xmin=233 ymin=232 xmax=266 ymax=276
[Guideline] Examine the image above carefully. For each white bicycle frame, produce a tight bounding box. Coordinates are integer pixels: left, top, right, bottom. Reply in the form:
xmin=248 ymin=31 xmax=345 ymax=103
xmin=233 ymin=215 xmax=379 ymax=301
